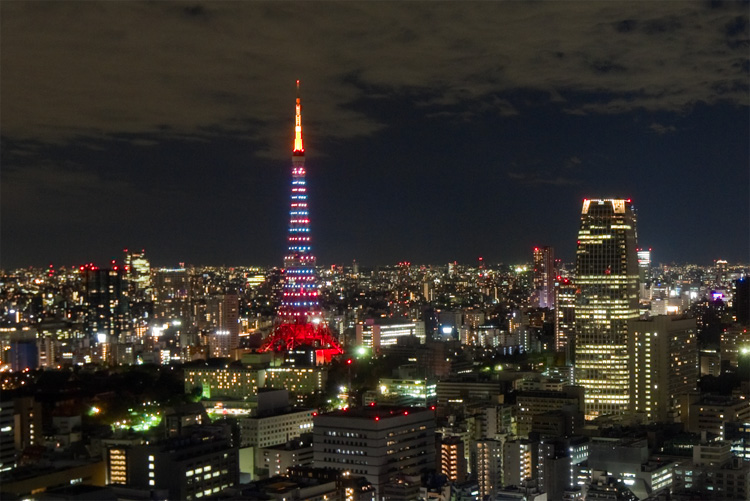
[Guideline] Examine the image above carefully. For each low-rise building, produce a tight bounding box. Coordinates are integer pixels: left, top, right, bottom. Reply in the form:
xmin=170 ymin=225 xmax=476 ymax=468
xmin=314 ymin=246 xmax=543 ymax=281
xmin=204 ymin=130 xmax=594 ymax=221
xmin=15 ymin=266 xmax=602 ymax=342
xmin=184 ymin=365 xmax=265 ymax=400
xmin=313 ymin=406 xmax=435 ymax=498
xmin=120 ymin=434 xmax=238 ymax=500
xmin=256 ymin=434 xmax=313 ymax=479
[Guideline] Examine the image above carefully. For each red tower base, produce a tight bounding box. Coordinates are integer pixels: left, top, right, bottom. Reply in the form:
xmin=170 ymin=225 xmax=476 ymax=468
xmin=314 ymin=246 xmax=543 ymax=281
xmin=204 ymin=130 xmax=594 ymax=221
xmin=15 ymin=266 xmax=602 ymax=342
xmin=260 ymin=322 xmax=343 ymax=363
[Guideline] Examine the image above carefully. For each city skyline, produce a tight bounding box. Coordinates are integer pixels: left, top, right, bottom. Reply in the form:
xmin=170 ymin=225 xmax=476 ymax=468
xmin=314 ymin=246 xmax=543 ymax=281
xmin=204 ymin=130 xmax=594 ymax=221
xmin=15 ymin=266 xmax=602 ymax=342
xmin=2 ymin=2 xmax=748 ymax=269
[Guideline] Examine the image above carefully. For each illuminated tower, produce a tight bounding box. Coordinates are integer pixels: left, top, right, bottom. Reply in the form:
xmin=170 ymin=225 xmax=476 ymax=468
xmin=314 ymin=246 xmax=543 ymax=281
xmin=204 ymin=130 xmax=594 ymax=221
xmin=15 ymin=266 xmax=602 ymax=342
xmin=260 ymin=81 xmax=343 ymax=361
xmin=574 ymin=198 xmax=639 ymax=419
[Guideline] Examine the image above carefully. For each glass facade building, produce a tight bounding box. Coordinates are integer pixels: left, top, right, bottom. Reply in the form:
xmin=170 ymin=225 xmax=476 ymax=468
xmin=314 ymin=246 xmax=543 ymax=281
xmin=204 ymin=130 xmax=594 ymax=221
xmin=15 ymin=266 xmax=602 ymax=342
xmin=574 ymin=199 xmax=639 ymax=419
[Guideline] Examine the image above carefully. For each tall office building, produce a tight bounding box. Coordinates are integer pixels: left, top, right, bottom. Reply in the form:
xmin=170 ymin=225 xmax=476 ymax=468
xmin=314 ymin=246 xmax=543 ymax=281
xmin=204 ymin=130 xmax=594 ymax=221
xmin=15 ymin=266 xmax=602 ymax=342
xmin=153 ymin=268 xmax=190 ymax=320
xmin=636 ymin=248 xmax=651 ymax=285
xmin=206 ymin=294 xmax=240 ymax=357
xmin=637 ymin=248 xmax=652 ymax=303
xmin=629 ymin=316 xmax=698 ymax=423
xmin=736 ymin=277 xmax=749 ymax=326
xmin=554 ymin=276 xmax=576 ymax=357
xmin=83 ymin=265 xmax=128 ymax=341
xmin=533 ymin=246 xmax=556 ymax=309
xmin=574 ymin=199 xmax=639 ymax=419
xmin=260 ymin=81 xmax=342 ymax=361
xmin=124 ymin=248 xmax=152 ymax=298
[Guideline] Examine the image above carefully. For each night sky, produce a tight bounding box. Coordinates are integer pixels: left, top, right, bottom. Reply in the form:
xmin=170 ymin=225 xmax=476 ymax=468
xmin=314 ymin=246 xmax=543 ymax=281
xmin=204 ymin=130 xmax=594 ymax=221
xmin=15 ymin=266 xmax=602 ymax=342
xmin=2 ymin=2 xmax=748 ymax=269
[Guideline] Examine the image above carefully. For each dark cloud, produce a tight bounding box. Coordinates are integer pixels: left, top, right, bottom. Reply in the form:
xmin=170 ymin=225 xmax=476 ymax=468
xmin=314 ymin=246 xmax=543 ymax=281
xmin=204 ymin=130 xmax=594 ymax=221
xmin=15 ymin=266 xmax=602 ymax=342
xmin=614 ymin=19 xmax=638 ymax=33
xmin=1 ymin=1 xmax=747 ymax=154
xmin=649 ymin=122 xmax=678 ymax=134
xmin=507 ymin=155 xmax=587 ymax=187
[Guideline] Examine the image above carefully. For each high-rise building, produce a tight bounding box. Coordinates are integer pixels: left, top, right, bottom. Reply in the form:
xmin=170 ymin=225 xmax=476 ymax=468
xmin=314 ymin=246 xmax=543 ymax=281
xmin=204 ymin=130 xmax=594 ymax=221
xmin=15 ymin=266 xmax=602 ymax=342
xmin=554 ymin=276 xmax=576 ymax=358
xmin=533 ymin=246 xmax=556 ymax=309
xmin=574 ymin=198 xmax=639 ymax=419
xmin=206 ymin=294 xmax=240 ymax=357
xmin=474 ymin=439 xmax=503 ymax=498
xmin=736 ymin=277 xmax=749 ymax=325
xmin=260 ymin=81 xmax=342 ymax=361
xmin=83 ymin=265 xmax=128 ymax=342
xmin=629 ymin=316 xmax=698 ymax=423
xmin=124 ymin=248 xmax=152 ymax=298
xmin=637 ymin=248 xmax=652 ymax=304
xmin=636 ymin=248 xmax=651 ymax=284
xmin=153 ymin=268 xmax=190 ymax=320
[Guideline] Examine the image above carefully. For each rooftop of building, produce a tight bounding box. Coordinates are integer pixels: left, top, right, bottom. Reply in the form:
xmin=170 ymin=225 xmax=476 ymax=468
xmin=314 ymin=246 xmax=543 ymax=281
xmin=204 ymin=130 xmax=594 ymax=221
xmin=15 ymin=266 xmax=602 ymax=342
xmin=319 ymin=404 xmax=432 ymax=420
xmin=40 ymin=484 xmax=117 ymax=500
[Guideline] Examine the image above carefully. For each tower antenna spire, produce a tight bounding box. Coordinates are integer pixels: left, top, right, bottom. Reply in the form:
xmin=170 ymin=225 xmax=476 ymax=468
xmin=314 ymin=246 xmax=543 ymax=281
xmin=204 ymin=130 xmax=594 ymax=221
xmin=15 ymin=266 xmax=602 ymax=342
xmin=293 ymin=80 xmax=304 ymax=154
xmin=260 ymin=81 xmax=343 ymax=361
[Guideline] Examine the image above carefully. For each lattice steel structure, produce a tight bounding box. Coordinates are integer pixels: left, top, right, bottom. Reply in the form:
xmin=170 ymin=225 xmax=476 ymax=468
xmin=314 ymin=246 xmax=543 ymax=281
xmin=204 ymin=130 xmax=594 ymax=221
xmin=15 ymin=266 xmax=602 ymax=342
xmin=260 ymin=82 xmax=343 ymax=361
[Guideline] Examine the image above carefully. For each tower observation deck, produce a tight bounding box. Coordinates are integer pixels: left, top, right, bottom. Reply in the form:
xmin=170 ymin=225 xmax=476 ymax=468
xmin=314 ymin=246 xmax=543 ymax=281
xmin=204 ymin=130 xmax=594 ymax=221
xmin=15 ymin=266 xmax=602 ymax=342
xmin=259 ymin=81 xmax=343 ymax=361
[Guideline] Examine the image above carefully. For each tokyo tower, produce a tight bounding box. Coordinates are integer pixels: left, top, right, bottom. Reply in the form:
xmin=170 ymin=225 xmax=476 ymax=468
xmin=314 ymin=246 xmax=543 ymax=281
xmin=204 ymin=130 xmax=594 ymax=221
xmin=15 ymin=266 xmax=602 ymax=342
xmin=259 ymin=81 xmax=343 ymax=361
